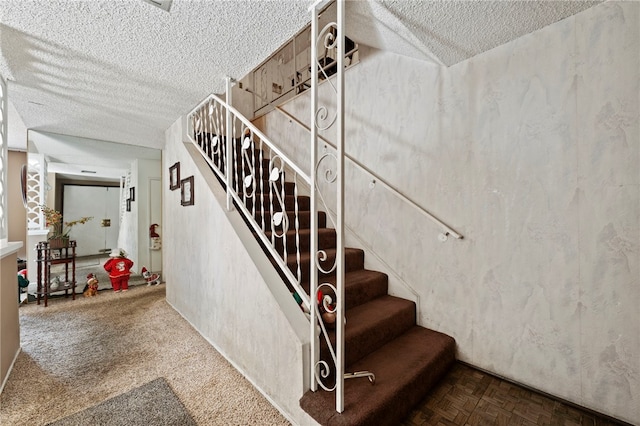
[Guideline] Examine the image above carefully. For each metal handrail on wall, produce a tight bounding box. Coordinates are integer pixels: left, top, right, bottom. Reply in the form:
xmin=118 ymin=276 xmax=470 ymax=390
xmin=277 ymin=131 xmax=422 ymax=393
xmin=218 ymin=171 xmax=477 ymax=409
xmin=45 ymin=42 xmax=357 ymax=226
xmin=273 ymin=105 xmax=463 ymax=241
xmin=245 ymin=89 xmax=463 ymax=241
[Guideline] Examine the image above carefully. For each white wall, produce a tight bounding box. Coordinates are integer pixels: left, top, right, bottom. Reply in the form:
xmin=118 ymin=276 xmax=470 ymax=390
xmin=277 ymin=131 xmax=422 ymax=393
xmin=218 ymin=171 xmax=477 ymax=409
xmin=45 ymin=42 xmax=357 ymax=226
xmin=257 ymin=2 xmax=640 ymax=423
xmin=117 ymin=158 xmax=162 ymax=272
xmin=162 ymin=117 xmax=317 ymax=425
xmin=136 ymin=159 xmax=161 ymax=273
xmin=7 ymin=101 xmax=27 ymax=151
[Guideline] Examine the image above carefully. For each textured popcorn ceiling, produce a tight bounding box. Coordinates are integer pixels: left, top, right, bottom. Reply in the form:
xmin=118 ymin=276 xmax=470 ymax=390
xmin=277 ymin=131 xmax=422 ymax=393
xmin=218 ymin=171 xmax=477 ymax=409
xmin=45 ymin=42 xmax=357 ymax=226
xmin=346 ymin=1 xmax=602 ymax=66
xmin=0 ymin=0 xmax=601 ymax=155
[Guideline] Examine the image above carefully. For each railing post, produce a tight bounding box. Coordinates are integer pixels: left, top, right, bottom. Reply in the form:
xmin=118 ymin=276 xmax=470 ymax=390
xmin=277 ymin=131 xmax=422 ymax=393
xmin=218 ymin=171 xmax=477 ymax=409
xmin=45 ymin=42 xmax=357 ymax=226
xmin=226 ymin=76 xmax=234 ymax=211
xmin=335 ymin=0 xmax=345 ymax=413
xmin=310 ymin=0 xmax=346 ymax=413
xmin=309 ymin=3 xmax=320 ymax=394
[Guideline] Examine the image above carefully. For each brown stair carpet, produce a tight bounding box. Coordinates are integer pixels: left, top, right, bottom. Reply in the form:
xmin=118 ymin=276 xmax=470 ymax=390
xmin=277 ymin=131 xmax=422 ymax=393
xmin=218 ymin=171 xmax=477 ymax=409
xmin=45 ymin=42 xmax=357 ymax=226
xmin=194 ymin=132 xmax=456 ymax=426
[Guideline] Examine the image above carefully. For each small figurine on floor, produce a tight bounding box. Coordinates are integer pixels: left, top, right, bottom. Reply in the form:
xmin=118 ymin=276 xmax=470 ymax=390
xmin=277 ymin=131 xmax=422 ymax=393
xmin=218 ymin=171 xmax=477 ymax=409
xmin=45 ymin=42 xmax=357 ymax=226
xmin=83 ymin=273 xmax=99 ymax=297
xmin=50 ymin=276 xmax=61 ymax=291
xmin=18 ymin=269 xmax=29 ymax=302
xmin=103 ymin=248 xmax=134 ymax=293
xmin=141 ymin=267 xmax=161 ymax=286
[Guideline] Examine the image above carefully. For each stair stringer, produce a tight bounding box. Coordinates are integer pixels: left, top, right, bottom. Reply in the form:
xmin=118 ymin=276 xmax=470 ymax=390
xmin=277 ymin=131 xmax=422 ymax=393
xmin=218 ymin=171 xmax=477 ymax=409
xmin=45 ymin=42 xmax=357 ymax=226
xmin=170 ymin=141 xmax=319 ymax=425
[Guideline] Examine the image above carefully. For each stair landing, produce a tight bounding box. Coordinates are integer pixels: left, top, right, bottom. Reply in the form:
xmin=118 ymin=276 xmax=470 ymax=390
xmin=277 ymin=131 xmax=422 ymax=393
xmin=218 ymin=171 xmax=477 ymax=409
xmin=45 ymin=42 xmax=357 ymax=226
xmin=300 ymin=326 xmax=456 ymax=426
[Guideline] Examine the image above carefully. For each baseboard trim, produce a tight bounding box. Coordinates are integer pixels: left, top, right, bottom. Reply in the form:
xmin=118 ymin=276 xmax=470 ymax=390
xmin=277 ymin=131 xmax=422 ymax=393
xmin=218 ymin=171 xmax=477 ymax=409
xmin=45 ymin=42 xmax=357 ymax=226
xmin=0 ymin=346 xmax=22 ymax=395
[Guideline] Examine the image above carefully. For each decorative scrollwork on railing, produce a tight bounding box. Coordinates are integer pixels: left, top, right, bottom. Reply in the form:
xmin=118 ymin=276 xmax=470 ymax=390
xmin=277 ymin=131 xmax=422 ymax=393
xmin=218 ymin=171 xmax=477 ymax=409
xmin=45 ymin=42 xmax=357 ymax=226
xmin=315 ymin=106 xmax=336 ymax=132
xmin=313 ymin=22 xmax=339 ymax=131
xmin=268 ymin=156 xmax=289 ymax=239
xmin=316 ymin=250 xmax=337 ymax=275
xmin=318 ymin=22 xmax=338 ymax=83
xmin=241 ymin=135 xmax=256 ymax=199
xmin=313 ymin=282 xmax=339 ymax=391
xmin=314 ymin=152 xmax=339 ymax=275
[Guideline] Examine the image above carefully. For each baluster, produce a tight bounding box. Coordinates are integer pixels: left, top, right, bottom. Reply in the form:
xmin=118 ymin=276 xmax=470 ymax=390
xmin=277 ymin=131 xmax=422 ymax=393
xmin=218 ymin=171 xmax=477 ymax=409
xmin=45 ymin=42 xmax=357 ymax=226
xmin=280 ymin=165 xmax=287 ymax=265
xmin=259 ymin=140 xmax=266 ymax=232
xmin=293 ymin=174 xmax=301 ymax=283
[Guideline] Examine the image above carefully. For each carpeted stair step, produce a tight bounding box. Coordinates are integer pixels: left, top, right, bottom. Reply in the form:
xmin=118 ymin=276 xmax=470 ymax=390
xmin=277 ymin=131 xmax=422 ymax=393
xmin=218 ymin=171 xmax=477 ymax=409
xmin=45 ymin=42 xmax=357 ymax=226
xmin=308 ymin=269 xmax=389 ymax=310
xmin=256 ymin=179 xmax=297 ymax=196
xmin=254 ymin=210 xmax=326 ymax=231
xmin=232 ymin=180 xmax=298 ymax=198
xmin=291 ymin=247 xmax=364 ymax=282
xmin=245 ymin=194 xmax=310 ymax=212
xmin=264 ymin=228 xmax=336 ymax=253
xmin=300 ymin=326 xmax=456 ymax=426
xmin=321 ymin=295 xmax=417 ymax=367
xmin=236 ymin=157 xmax=272 ymax=175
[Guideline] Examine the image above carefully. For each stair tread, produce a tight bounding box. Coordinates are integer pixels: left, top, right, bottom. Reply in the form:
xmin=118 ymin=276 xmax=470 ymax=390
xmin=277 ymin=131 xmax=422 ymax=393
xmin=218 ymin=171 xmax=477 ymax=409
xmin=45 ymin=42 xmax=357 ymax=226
xmin=300 ymin=326 xmax=456 ymax=426
xmin=296 ymin=247 xmax=364 ymax=270
xmin=305 ymin=269 xmax=388 ymax=309
xmin=323 ymin=295 xmax=416 ymax=366
xmin=264 ymin=227 xmax=335 ymax=238
xmin=297 ymin=247 xmax=362 ymax=261
xmin=343 ymin=295 xmax=414 ymax=332
xmin=319 ymin=268 xmax=386 ymax=288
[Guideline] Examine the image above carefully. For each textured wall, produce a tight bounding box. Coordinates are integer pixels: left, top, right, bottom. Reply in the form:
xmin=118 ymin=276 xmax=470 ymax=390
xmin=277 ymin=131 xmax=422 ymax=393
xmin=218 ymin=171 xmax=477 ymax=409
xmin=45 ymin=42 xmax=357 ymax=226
xmin=7 ymin=151 xmax=27 ymax=259
xmin=0 ymin=246 xmax=21 ymax=393
xmin=162 ymin=118 xmax=317 ymax=424
xmin=258 ymin=2 xmax=639 ymax=423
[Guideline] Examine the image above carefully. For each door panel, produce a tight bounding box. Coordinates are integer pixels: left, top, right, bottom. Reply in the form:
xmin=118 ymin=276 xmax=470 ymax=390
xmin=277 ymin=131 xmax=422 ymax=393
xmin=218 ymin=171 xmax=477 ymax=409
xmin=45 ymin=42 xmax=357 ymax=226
xmin=63 ymin=185 xmax=120 ymax=257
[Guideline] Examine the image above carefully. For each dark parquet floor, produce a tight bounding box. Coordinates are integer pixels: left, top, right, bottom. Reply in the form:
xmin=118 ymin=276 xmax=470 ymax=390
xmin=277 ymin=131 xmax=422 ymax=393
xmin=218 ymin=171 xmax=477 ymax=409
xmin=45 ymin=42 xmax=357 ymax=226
xmin=401 ymin=363 xmax=628 ymax=426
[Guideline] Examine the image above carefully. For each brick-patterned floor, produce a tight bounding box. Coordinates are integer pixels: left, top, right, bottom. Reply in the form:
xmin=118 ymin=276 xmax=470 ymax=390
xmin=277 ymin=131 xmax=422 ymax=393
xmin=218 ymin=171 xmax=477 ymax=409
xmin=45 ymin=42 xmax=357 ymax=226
xmin=401 ymin=363 xmax=627 ymax=426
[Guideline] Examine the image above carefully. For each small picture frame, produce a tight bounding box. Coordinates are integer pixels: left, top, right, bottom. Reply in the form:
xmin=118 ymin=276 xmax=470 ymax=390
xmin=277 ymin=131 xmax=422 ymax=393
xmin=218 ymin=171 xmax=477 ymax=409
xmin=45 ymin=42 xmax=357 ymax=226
xmin=181 ymin=176 xmax=194 ymax=206
xmin=129 ymin=187 xmax=135 ymax=201
xmin=126 ymin=198 xmax=132 ymax=212
xmin=169 ymin=162 xmax=180 ymax=190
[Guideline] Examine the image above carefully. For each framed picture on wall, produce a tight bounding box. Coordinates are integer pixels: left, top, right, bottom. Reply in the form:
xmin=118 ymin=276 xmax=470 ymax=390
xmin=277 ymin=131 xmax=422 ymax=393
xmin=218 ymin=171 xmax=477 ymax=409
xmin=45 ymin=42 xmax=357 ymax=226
xmin=126 ymin=198 xmax=132 ymax=212
xmin=181 ymin=176 xmax=194 ymax=206
xmin=169 ymin=162 xmax=180 ymax=190
xmin=129 ymin=186 xmax=135 ymax=201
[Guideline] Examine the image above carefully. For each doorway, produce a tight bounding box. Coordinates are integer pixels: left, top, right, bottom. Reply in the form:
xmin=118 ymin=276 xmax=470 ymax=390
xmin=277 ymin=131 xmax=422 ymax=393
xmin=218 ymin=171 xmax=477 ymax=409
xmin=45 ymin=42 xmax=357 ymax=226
xmin=63 ymin=185 xmax=120 ymax=257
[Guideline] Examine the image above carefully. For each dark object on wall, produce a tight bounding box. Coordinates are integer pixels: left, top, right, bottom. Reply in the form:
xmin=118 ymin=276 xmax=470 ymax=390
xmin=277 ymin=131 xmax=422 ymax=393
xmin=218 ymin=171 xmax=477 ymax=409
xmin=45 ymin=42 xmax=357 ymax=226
xmin=129 ymin=187 xmax=135 ymax=201
xmin=169 ymin=162 xmax=180 ymax=190
xmin=126 ymin=198 xmax=131 ymax=212
xmin=181 ymin=176 xmax=194 ymax=206
xmin=20 ymin=164 xmax=28 ymax=207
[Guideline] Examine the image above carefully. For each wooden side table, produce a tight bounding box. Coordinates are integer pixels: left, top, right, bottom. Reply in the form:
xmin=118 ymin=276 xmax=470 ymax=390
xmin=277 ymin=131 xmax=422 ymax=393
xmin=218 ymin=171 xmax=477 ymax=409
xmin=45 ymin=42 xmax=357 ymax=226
xmin=35 ymin=240 xmax=77 ymax=307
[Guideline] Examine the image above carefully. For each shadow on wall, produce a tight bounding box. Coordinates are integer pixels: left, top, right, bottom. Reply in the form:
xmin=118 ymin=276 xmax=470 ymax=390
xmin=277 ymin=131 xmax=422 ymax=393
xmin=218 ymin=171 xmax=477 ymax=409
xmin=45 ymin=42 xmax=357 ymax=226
xmin=0 ymin=23 xmax=198 ymax=146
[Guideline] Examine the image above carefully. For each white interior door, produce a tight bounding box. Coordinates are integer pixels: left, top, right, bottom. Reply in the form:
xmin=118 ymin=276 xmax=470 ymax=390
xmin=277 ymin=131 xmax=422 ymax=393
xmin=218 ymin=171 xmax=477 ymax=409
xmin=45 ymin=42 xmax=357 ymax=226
xmin=63 ymin=185 xmax=120 ymax=256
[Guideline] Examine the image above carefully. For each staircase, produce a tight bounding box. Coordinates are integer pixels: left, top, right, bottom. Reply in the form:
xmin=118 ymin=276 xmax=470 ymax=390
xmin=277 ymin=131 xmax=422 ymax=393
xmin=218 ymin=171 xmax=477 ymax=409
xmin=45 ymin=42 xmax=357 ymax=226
xmin=194 ymin=129 xmax=456 ymax=426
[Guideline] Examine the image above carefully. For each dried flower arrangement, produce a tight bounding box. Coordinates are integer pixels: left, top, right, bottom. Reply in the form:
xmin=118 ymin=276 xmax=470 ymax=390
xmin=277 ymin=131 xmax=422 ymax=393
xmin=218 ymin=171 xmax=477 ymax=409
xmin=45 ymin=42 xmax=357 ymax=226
xmin=40 ymin=205 xmax=93 ymax=243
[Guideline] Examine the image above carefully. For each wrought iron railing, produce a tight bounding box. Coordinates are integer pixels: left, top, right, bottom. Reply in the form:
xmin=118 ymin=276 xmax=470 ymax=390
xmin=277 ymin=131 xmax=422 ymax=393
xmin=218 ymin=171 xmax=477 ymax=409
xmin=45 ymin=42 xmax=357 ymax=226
xmin=188 ymin=0 xmax=462 ymax=414
xmin=186 ymin=92 xmax=313 ymax=314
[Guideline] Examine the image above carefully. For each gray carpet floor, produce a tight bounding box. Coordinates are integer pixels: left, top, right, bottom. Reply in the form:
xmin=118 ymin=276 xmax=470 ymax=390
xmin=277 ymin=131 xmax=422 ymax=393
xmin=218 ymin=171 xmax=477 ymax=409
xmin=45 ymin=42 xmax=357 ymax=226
xmin=46 ymin=377 xmax=197 ymax=426
xmin=1 ymin=285 xmax=290 ymax=425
